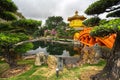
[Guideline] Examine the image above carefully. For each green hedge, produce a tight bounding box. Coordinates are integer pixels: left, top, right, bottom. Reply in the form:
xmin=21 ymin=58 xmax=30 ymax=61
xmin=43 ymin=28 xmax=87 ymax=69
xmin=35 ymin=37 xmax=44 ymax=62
xmin=11 ymin=19 xmax=42 ymax=34
xmin=0 ymin=33 xmax=29 ymax=45
xmin=12 ymin=19 xmax=41 ymax=28
xmin=0 ymin=0 xmax=17 ymax=12
xmin=0 ymin=22 xmax=12 ymax=31
xmin=0 ymin=11 xmax=17 ymax=21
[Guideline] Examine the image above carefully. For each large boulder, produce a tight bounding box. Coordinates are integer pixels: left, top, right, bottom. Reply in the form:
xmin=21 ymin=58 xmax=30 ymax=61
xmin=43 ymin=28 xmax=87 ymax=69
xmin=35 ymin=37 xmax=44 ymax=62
xmin=93 ymin=43 xmax=111 ymax=60
xmin=46 ymin=55 xmax=57 ymax=69
xmin=80 ymin=44 xmax=111 ymax=64
xmin=80 ymin=45 xmax=96 ymax=64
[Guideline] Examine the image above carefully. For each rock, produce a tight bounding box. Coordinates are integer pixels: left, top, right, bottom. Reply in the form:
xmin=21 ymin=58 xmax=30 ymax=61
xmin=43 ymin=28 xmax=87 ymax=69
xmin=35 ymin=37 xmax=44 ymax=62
xmin=47 ymin=55 xmax=57 ymax=69
xmin=93 ymin=43 xmax=111 ymax=59
xmin=35 ymin=53 xmax=41 ymax=66
xmin=80 ymin=46 xmax=97 ymax=64
xmin=64 ymin=57 xmax=80 ymax=69
xmin=39 ymin=53 xmax=47 ymax=64
xmin=35 ymin=52 xmax=47 ymax=66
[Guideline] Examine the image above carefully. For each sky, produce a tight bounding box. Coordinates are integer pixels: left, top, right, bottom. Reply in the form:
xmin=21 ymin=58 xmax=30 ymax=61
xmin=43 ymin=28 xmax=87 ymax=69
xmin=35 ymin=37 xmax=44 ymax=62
xmin=12 ymin=0 xmax=98 ymax=24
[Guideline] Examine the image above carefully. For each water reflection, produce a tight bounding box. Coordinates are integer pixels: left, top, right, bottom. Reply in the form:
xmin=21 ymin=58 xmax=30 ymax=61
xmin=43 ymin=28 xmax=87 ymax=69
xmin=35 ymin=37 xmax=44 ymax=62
xmin=31 ymin=41 xmax=78 ymax=56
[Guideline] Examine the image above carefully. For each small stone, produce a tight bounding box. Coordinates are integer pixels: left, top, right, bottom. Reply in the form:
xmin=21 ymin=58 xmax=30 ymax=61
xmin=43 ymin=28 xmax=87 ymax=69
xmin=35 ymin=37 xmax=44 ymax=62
xmin=35 ymin=52 xmax=47 ymax=66
xmin=35 ymin=53 xmax=41 ymax=66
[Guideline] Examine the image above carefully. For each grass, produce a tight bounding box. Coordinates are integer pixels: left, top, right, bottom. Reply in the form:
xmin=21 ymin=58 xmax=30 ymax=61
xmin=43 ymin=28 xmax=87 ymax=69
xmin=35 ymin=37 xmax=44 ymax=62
xmin=0 ymin=59 xmax=106 ymax=80
xmin=81 ymin=60 xmax=106 ymax=67
xmin=0 ymin=61 xmax=9 ymax=75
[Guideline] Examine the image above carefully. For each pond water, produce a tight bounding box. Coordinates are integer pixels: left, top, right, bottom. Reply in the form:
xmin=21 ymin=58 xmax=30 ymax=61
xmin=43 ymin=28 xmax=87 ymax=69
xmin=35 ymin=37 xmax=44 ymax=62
xmin=26 ymin=41 xmax=80 ymax=56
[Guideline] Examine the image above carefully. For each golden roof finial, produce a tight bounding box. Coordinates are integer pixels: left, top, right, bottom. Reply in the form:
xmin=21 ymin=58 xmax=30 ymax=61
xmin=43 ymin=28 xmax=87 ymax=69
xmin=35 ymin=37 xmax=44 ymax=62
xmin=75 ymin=11 xmax=78 ymax=15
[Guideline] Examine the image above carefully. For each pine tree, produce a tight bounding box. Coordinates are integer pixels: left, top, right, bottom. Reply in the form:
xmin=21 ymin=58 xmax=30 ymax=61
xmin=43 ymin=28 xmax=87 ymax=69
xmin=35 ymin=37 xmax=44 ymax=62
xmin=85 ymin=0 xmax=120 ymax=79
xmin=0 ymin=0 xmax=41 ymax=68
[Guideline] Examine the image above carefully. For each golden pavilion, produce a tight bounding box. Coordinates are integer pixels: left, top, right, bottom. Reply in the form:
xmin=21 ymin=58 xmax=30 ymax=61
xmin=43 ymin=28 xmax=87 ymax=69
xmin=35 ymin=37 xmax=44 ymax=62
xmin=68 ymin=11 xmax=86 ymax=29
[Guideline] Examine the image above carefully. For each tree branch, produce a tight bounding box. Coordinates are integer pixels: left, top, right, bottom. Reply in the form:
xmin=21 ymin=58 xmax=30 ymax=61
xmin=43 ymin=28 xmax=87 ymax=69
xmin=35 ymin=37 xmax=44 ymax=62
xmin=106 ymin=5 xmax=120 ymax=12
xmin=14 ymin=37 xmax=45 ymax=47
xmin=13 ymin=37 xmax=74 ymax=47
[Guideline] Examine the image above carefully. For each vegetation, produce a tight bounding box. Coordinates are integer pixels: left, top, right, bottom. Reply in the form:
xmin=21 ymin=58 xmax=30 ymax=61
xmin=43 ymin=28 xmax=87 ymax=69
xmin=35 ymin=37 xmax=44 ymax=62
xmin=11 ymin=19 xmax=41 ymax=35
xmin=0 ymin=28 xmax=29 ymax=68
xmin=1 ymin=0 xmax=120 ymax=79
xmin=106 ymin=10 xmax=120 ymax=17
xmin=98 ymin=19 xmax=109 ymax=25
xmin=34 ymin=16 xmax=69 ymax=38
xmin=45 ymin=16 xmax=66 ymax=30
xmin=85 ymin=0 xmax=120 ymax=15
xmin=0 ymin=59 xmax=105 ymax=80
xmin=0 ymin=0 xmax=17 ymax=12
xmin=85 ymin=0 xmax=120 ymax=79
xmin=33 ymin=27 xmax=46 ymax=37
xmin=34 ymin=16 xmax=76 ymax=39
xmin=90 ymin=19 xmax=120 ymax=37
xmin=83 ymin=17 xmax=101 ymax=27
xmin=0 ymin=61 xmax=9 ymax=76
xmin=0 ymin=0 xmax=41 ymax=68
xmin=32 ymin=41 xmax=76 ymax=56
xmin=0 ymin=11 xmax=17 ymax=21
xmin=57 ymin=27 xmax=77 ymax=39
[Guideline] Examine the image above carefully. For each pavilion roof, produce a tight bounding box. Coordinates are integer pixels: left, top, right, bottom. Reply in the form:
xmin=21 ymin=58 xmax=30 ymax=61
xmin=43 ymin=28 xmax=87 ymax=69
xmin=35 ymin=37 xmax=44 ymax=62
xmin=68 ymin=11 xmax=86 ymax=21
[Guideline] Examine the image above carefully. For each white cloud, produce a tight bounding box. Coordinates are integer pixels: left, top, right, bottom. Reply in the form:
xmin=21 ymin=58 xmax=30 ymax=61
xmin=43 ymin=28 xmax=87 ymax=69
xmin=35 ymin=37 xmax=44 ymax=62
xmin=12 ymin=0 xmax=97 ymax=23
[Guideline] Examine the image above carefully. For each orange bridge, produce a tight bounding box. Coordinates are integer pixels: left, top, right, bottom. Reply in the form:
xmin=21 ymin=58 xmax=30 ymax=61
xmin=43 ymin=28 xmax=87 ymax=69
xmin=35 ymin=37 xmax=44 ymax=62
xmin=74 ymin=28 xmax=116 ymax=48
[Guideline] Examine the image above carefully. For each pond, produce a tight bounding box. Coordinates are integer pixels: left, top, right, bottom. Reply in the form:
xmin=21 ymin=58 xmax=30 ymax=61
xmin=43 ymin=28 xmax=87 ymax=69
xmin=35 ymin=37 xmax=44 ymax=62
xmin=26 ymin=41 xmax=81 ymax=56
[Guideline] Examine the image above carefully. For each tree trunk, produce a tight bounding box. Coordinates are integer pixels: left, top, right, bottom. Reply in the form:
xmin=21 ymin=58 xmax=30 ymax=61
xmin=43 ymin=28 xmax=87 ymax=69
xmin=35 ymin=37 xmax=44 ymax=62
xmin=8 ymin=52 xmax=17 ymax=68
xmin=91 ymin=33 xmax=120 ymax=80
xmin=4 ymin=46 xmax=17 ymax=68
